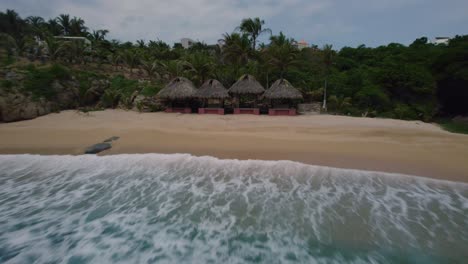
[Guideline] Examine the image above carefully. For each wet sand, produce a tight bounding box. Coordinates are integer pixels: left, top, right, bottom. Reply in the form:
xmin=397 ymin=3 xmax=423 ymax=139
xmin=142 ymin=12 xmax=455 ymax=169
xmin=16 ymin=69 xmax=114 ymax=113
xmin=1 ymin=110 xmax=467 ymax=182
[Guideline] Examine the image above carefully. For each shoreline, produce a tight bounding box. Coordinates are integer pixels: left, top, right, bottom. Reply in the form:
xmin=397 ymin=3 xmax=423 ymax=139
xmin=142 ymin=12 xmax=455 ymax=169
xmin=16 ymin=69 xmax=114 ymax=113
xmin=3 ymin=153 xmax=468 ymax=187
xmin=1 ymin=110 xmax=468 ymax=183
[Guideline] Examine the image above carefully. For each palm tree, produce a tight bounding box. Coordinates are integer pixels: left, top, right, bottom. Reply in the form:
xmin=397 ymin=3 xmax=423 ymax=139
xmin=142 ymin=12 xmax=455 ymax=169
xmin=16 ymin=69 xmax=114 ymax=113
xmin=220 ymin=33 xmax=252 ymax=72
xmin=321 ymin=44 xmax=334 ymax=109
xmin=264 ymin=32 xmax=298 ymax=78
xmin=108 ymin=52 xmax=121 ymax=71
xmin=237 ymin=17 xmax=271 ymax=50
xmin=1 ymin=9 xmax=25 ymax=38
xmin=56 ymin=14 xmax=71 ymax=35
xmin=161 ymin=59 xmax=185 ymax=80
xmin=26 ymin=16 xmax=45 ymax=27
xmin=63 ymin=40 xmax=87 ymax=64
xmin=120 ymin=49 xmax=140 ymax=75
xmin=44 ymin=36 xmax=64 ymax=61
xmin=0 ymin=33 xmax=34 ymax=57
xmin=47 ymin=19 xmax=62 ymax=36
xmin=183 ymin=52 xmax=214 ymax=85
xmin=0 ymin=33 xmax=18 ymax=58
xmin=269 ymin=32 xmax=291 ymax=47
xmin=26 ymin=16 xmax=46 ymax=38
xmin=89 ymin=29 xmax=109 ymax=43
xmin=136 ymin=39 xmax=146 ymax=48
xmin=141 ymin=59 xmax=159 ymax=79
xmin=70 ymin=17 xmax=87 ymax=36
xmin=140 ymin=54 xmax=164 ymax=80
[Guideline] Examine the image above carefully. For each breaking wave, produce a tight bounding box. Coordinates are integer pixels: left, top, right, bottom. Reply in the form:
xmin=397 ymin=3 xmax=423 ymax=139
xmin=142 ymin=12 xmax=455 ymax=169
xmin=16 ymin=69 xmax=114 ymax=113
xmin=0 ymin=154 xmax=467 ymax=263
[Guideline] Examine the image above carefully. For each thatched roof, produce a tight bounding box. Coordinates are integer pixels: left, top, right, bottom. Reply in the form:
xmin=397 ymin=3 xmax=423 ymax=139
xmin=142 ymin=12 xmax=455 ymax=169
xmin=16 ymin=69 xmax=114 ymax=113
xmin=157 ymin=77 xmax=197 ymax=100
xmin=228 ymin=74 xmax=265 ymax=95
xmin=196 ymin=79 xmax=230 ymax=99
xmin=264 ymin=79 xmax=303 ymax=100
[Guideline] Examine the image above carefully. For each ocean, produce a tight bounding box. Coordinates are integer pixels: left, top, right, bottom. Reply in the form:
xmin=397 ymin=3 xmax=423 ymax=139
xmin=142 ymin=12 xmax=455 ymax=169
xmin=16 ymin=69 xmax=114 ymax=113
xmin=0 ymin=154 xmax=467 ymax=263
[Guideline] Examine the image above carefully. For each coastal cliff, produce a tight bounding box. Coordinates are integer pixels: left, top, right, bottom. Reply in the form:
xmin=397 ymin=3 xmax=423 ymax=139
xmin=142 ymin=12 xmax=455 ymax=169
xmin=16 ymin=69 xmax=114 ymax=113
xmin=0 ymin=64 xmax=163 ymax=122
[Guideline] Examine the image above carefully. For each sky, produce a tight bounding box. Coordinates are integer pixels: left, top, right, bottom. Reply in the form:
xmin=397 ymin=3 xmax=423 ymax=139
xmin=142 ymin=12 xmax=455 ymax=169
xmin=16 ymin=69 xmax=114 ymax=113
xmin=2 ymin=0 xmax=468 ymax=49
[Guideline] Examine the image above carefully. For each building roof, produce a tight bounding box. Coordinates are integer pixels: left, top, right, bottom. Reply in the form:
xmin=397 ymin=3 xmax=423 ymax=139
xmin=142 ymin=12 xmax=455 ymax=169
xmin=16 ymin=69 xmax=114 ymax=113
xmin=196 ymin=79 xmax=230 ymax=99
xmin=264 ymin=79 xmax=303 ymax=100
xmin=228 ymin=74 xmax=265 ymax=95
xmin=157 ymin=77 xmax=197 ymax=100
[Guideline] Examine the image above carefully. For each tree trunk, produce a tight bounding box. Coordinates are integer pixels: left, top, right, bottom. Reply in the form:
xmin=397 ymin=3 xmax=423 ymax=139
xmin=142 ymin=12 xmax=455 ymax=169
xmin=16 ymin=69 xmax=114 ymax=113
xmin=322 ymin=78 xmax=327 ymax=110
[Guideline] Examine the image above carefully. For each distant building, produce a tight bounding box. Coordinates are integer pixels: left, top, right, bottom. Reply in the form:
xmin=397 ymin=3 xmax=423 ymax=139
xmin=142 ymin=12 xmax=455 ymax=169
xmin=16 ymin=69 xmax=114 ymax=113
xmin=433 ymin=37 xmax=450 ymax=45
xmin=54 ymin=36 xmax=92 ymax=46
xmin=293 ymin=40 xmax=309 ymax=50
xmin=181 ymin=38 xmax=195 ymax=49
xmin=54 ymin=36 xmax=92 ymax=51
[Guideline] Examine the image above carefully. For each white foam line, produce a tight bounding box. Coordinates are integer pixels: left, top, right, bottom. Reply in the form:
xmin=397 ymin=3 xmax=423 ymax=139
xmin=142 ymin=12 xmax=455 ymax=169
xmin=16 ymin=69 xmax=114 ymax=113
xmin=0 ymin=153 xmax=466 ymax=187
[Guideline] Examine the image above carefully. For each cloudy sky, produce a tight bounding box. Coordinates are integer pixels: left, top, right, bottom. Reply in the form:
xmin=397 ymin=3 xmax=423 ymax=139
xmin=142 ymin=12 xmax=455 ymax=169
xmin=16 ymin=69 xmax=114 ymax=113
xmin=2 ymin=0 xmax=467 ymax=48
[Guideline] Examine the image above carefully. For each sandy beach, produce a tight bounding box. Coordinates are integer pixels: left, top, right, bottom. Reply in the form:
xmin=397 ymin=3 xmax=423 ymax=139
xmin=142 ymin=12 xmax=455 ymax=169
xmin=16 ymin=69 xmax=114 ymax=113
xmin=1 ymin=109 xmax=467 ymax=182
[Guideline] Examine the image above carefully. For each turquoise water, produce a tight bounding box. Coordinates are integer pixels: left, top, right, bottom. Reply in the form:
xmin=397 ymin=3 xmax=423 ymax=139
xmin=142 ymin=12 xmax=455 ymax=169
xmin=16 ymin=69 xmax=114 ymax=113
xmin=0 ymin=154 xmax=467 ymax=263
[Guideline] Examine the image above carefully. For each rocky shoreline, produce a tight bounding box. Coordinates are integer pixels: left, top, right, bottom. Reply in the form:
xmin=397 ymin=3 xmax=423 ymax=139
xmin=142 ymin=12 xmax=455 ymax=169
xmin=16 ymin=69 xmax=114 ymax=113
xmin=0 ymin=68 xmax=162 ymax=123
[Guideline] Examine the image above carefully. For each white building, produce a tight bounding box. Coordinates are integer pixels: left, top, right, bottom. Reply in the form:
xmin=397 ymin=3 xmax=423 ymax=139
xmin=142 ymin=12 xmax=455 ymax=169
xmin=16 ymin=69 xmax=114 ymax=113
xmin=181 ymin=38 xmax=195 ymax=49
xmin=433 ymin=37 xmax=450 ymax=45
xmin=292 ymin=40 xmax=309 ymax=50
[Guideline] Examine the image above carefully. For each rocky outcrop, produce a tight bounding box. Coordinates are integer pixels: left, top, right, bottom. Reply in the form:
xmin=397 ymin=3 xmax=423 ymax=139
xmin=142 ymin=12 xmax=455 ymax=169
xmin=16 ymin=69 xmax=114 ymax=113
xmin=132 ymin=95 xmax=164 ymax=112
xmin=297 ymin=103 xmax=322 ymax=115
xmin=85 ymin=136 xmax=119 ymax=154
xmin=0 ymin=91 xmax=55 ymax=122
xmin=83 ymin=79 xmax=109 ymax=105
xmin=0 ymin=69 xmax=81 ymax=122
xmin=52 ymin=80 xmax=80 ymax=109
xmin=84 ymin=143 xmax=112 ymax=154
xmin=0 ymin=66 xmax=80 ymax=122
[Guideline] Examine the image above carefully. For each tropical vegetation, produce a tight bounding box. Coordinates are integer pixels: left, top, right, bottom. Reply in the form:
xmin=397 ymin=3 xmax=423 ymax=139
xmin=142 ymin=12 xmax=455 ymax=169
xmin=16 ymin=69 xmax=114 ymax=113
xmin=1 ymin=9 xmax=468 ymax=122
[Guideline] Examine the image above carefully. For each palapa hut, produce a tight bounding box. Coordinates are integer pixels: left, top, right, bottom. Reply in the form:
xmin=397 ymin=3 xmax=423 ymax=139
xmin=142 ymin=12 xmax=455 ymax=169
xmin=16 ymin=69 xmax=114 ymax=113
xmin=228 ymin=74 xmax=265 ymax=115
xmin=157 ymin=77 xmax=197 ymax=113
xmin=264 ymin=79 xmax=303 ymax=116
xmin=196 ymin=79 xmax=230 ymax=115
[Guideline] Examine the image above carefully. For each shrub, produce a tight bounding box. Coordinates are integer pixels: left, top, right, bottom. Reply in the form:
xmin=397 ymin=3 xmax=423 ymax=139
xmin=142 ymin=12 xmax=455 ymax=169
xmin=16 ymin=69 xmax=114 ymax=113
xmin=75 ymin=70 xmax=107 ymax=106
xmin=394 ymin=104 xmax=418 ymax=120
xmin=1 ymin=80 xmax=13 ymax=93
xmin=438 ymin=119 xmax=468 ymax=135
xmin=100 ymin=89 xmax=120 ymax=108
xmin=140 ymin=84 xmax=161 ymax=97
xmin=109 ymin=75 xmax=138 ymax=97
xmin=23 ymin=64 xmax=70 ymax=100
xmin=49 ymin=64 xmax=71 ymax=80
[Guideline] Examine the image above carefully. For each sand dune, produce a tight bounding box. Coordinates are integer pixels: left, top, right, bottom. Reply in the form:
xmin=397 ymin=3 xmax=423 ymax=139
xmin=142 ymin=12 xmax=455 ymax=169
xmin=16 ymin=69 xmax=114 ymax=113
xmin=1 ymin=109 xmax=467 ymax=182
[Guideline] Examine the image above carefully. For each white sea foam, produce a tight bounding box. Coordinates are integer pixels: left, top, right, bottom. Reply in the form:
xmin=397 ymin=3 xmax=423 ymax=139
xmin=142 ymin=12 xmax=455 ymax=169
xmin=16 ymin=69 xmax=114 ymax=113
xmin=0 ymin=154 xmax=467 ymax=263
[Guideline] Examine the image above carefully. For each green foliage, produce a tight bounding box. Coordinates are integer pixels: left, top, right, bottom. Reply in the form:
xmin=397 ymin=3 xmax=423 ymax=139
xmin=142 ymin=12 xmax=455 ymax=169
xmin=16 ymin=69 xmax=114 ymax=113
xmin=438 ymin=119 xmax=468 ymax=135
xmin=394 ymin=104 xmax=417 ymax=120
xmin=99 ymin=75 xmax=139 ymax=108
xmin=109 ymin=75 xmax=138 ymax=97
xmin=238 ymin=17 xmax=271 ymax=50
xmin=1 ymin=55 xmax=15 ymax=66
xmin=432 ymin=35 xmax=468 ymax=116
xmin=1 ymin=79 xmax=13 ymax=88
xmin=1 ymin=79 xmax=14 ymax=94
xmin=23 ymin=64 xmax=70 ymax=100
xmin=100 ymin=89 xmax=120 ymax=108
xmin=140 ymin=83 xmax=161 ymax=97
xmin=328 ymin=95 xmax=352 ymax=114
xmin=2 ymin=9 xmax=468 ymax=121
xmin=49 ymin=63 xmax=71 ymax=79
xmin=75 ymin=70 xmax=106 ymax=105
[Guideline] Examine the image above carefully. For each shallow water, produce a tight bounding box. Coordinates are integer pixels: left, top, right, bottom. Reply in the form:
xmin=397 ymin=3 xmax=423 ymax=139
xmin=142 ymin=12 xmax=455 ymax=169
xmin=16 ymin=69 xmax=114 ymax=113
xmin=0 ymin=154 xmax=467 ymax=263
